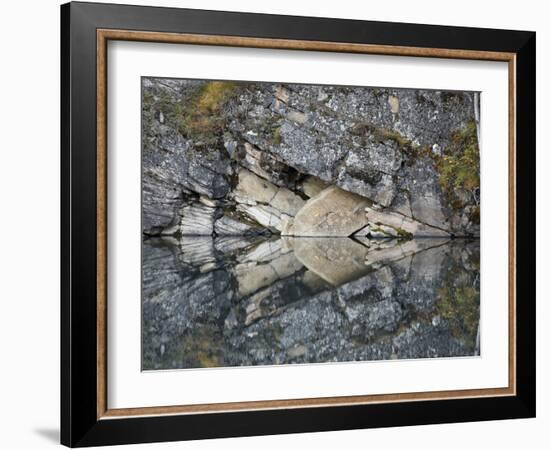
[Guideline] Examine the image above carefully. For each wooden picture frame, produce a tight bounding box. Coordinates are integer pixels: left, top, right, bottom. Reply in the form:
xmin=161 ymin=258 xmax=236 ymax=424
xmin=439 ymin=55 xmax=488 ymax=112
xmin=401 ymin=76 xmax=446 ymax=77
xmin=61 ymin=1 xmax=535 ymax=447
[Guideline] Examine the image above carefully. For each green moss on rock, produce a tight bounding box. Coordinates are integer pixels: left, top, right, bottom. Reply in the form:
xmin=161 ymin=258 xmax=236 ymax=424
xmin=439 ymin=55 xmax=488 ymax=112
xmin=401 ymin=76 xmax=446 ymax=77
xmin=395 ymin=227 xmax=413 ymax=239
xmin=178 ymin=81 xmax=239 ymax=142
xmin=272 ymin=126 xmax=282 ymax=145
xmin=434 ymin=121 xmax=480 ymax=209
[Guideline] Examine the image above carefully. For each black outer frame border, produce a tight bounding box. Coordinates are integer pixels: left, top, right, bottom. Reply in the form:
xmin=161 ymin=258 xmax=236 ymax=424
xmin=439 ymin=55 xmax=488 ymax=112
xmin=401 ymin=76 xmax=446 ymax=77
xmin=60 ymin=1 xmax=536 ymax=447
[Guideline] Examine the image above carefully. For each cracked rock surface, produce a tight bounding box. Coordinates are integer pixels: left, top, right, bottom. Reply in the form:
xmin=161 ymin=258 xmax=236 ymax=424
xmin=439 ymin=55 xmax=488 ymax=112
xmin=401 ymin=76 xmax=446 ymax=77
xmin=142 ymin=78 xmax=480 ymax=238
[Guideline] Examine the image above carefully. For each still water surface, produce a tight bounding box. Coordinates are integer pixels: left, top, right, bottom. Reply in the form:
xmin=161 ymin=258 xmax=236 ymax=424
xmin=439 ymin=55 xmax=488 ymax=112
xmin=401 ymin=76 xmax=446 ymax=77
xmin=142 ymin=236 xmax=480 ymax=370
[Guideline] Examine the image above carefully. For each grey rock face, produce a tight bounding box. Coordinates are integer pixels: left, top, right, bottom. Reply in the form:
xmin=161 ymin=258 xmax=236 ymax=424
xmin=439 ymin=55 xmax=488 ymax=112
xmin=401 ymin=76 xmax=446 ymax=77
xmin=142 ymin=78 xmax=480 ymax=238
xmin=336 ymin=141 xmax=402 ymax=206
xmin=178 ymin=203 xmax=219 ymax=236
xmin=233 ymin=168 xmax=305 ymax=216
xmin=402 ymin=157 xmax=450 ymax=230
xmin=363 ymin=205 xmax=449 ymax=238
xmin=142 ymin=79 xmax=232 ymax=235
xmin=301 ymin=175 xmax=329 ymax=198
xmin=214 ymin=212 xmax=268 ymax=236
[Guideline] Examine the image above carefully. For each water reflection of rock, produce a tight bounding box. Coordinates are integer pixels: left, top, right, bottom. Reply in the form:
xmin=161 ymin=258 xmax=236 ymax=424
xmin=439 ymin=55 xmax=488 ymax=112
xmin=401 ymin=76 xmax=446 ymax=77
xmin=142 ymin=236 xmax=480 ymax=370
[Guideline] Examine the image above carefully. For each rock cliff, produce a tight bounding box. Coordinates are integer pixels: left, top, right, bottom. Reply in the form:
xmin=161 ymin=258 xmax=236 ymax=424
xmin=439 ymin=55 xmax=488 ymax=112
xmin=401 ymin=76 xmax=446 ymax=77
xmin=142 ymin=78 xmax=480 ymax=238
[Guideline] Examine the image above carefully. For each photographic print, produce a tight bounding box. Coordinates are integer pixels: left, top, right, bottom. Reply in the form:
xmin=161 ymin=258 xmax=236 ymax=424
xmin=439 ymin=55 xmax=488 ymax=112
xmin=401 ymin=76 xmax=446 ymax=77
xmin=141 ymin=78 xmax=481 ymax=371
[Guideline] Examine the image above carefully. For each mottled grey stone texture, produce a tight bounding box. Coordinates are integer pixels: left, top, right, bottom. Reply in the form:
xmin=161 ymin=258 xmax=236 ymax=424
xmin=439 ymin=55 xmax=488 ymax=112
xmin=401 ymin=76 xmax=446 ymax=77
xmin=142 ymin=236 xmax=480 ymax=370
xmin=142 ymin=78 xmax=480 ymax=238
xmin=141 ymin=78 xmax=481 ymax=370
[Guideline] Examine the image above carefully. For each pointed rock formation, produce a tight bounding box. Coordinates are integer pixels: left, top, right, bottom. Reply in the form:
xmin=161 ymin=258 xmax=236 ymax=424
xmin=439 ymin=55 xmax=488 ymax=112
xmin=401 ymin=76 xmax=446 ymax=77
xmin=357 ymin=206 xmax=450 ymax=238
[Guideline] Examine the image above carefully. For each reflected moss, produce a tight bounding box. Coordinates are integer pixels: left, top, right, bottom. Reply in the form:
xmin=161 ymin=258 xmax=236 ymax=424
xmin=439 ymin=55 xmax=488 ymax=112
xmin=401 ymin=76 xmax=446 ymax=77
xmin=179 ymin=324 xmax=225 ymax=368
xmin=436 ymin=266 xmax=479 ymax=349
xmin=144 ymin=324 xmax=225 ymax=370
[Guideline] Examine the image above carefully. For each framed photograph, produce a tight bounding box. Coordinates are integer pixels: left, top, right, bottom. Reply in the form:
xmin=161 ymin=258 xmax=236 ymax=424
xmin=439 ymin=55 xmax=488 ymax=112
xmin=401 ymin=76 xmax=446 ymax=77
xmin=61 ymin=1 xmax=536 ymax=447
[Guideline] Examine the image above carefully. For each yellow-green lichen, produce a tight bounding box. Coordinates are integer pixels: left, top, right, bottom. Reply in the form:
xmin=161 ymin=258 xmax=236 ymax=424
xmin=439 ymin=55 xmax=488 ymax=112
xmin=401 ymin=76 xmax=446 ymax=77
xmin=143 ymin=80 xmax=240 ymax=149
xmin=435 ymin=121 xmax=480 ymax=209
xmin=148 ymin=324 xmax=225 ymax=369
xmin=272 ymin=126 xmax=282 ymax=145
xmin=178 ymin=81 xmax=239 ymax=141
xmin=350 ymin=122 xmax=412 ymax=149
xmin=395 ymin=227 xmax=413 ymax=239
